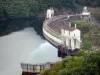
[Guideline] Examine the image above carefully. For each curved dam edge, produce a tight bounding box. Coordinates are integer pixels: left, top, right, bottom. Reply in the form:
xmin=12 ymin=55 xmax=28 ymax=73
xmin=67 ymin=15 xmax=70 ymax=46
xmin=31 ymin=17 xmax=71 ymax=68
xmin=43 ymin=28 xmax=62 ymax=47
xmin=43 ymin=15 xmax=67 ymax=47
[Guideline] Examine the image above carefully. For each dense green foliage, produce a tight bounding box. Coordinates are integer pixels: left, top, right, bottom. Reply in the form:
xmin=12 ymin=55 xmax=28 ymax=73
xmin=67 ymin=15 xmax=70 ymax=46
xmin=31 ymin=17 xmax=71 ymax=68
xmin=41 ymin=50 xmax=100 ymax=75
xmin=72 ymin=20 xmax=100 ymax=48
xmin=72 ymin=20 xmax=91 ymax=34
xmin=0 ymin=0 xmax=100 ymax=18
xmin=92 ymin=12 xmax=100 ymax=22
xmin=82 ymin=39 xmax=92 ymax=50
xmin=76 ymin=0 xmax=100 ymax=7
xmin=0 ymin=0 xmax=39 ymax=18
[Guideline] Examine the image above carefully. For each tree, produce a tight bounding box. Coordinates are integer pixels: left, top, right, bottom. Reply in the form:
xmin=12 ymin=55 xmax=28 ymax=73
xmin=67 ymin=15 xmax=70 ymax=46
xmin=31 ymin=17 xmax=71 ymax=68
xmin=70 ymin=67 xmax=84 ymax=75
xmin=58 ymin=69 xmax=67 ymax=75
xmin=51 ymin=61 xmax=62 ymax=73
xmin=41 ymin=50 xmax=100 ymax=75
xmin=61 ymin=0 xmax=76 ymax=10
xmin=63 ymin=56 xmax=84 ymax=72
xmin=76 ymin=0 xmax=100 ymax=7
xmin=41 ymin=69 xmax=56 ymax=75
xmin=82 ymin=39 xmax=92 ymax=50
xmin=41 ymin=69 xmax=50 ymax=75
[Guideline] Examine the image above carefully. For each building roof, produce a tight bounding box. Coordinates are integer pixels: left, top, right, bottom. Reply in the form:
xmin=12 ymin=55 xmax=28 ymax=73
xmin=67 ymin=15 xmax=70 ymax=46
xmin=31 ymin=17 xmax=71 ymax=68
xmin=62 ymin=26 xmax=77 ymax=31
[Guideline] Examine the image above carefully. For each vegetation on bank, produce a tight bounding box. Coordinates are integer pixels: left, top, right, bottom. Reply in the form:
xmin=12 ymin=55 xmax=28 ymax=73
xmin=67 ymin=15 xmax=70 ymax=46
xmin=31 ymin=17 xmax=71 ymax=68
xmin=41 ymin=50 xmax=100 ymax=75
xmin=91 ymin=8 xmax=100 ymax=22
xmin=0 ymin=0 xmax=100 ymax=18
xmin=72 ymin=20 xmax=100 ymax=49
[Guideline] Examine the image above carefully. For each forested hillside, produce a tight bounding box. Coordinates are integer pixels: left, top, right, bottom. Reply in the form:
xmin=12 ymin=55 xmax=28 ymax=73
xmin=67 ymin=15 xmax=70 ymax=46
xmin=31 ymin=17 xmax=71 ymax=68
xmin=0 ymin=0 xmax=100 ymax=18
xmin=0 ymin=0 xmax=100 ymax=37
xmin=41 ymin=50 xmax=100 ymax=75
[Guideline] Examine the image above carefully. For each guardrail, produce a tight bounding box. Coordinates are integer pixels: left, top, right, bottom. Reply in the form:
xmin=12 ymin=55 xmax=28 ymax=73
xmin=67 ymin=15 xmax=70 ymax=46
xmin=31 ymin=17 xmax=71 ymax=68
xmin=21 ymin=62 xmax=55 ymax=73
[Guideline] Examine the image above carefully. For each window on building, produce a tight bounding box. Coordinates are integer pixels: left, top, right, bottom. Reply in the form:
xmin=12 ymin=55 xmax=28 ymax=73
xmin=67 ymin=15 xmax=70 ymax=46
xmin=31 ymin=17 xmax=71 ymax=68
xmin=27 ymin=64 xmax=28 ymax=70
xmin=69 ymin=39 xmax=71 ymax=49
xmin=33 ymin=65 xmax=35 ymax=70
xmin=74 ymin=39 xmax=76 ymax=48
xmin=69 ymin=31 xmax=70 ymax=35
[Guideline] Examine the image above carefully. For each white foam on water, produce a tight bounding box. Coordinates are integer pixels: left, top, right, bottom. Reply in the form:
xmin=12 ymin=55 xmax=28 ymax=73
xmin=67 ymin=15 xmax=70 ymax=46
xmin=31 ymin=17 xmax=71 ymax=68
xmin=27 ymin=41 xmax=59 ymax=64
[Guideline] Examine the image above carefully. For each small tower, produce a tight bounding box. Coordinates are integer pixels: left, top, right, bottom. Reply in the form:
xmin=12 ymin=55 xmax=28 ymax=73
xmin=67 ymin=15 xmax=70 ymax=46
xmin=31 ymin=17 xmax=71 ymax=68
xmin=46 ymin=7 xmax=54 ymax=19
xmin=81 ymin=6 xmax=91 ymax=20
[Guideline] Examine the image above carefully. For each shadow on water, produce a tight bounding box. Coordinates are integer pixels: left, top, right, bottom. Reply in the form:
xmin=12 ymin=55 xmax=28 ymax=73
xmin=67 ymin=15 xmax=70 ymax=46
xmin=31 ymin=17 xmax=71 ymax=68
xmin=0 ymin=17 xmax=45 ymax=39
xmin=22 ymin=72 xmax=38 ymax=75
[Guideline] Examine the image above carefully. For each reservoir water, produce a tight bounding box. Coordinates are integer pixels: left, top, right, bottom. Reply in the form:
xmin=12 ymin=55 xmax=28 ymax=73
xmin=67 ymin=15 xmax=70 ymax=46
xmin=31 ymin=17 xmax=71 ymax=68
xmin=0 ymin=19 xmax=59 ymax=75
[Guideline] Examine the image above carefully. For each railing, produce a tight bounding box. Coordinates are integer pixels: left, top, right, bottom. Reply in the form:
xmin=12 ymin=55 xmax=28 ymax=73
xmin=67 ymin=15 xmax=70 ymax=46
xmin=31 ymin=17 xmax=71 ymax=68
xmin=21 ymin=62 xmax=54 ymax=73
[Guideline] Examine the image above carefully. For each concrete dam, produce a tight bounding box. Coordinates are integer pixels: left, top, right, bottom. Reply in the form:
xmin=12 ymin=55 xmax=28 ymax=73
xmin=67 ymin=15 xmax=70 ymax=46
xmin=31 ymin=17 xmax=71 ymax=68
xmin=43 ymin=7 xmax=90 ymax=57
xmin=21 ymin=7 xmax=92 ymax=75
